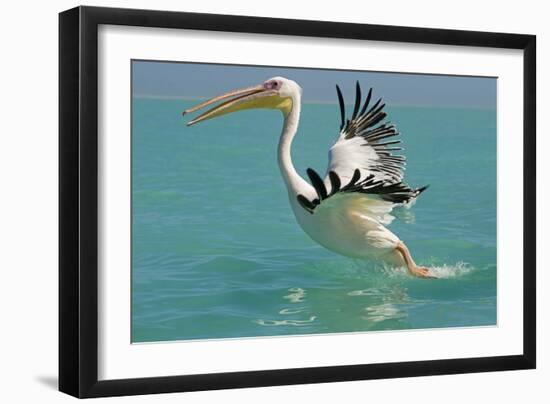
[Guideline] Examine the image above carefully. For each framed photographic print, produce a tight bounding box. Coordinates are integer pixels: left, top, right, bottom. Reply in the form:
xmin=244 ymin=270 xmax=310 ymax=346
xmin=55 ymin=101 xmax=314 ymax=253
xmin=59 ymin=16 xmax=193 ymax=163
xmin=59 ymin=6 xmax=536 ymax=398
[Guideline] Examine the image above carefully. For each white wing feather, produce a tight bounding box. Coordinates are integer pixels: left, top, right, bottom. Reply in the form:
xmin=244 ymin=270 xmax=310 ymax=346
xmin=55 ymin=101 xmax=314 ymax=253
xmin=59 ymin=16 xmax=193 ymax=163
xmin=325 ymin=83 xmax=405 ymax=192
xmin=295 ymin=83 xmax=428 ymax=216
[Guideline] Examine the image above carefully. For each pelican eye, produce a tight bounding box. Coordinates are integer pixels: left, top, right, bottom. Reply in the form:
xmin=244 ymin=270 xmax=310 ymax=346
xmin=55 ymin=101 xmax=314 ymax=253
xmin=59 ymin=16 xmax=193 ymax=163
xmin=265 ymin=80 xmax=280 ymax=90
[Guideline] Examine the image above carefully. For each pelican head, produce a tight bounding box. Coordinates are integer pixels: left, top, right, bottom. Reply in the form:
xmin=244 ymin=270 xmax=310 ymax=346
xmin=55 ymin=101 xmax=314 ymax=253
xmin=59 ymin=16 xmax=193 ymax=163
xmin=183 ymin=77 xmax=301 ymax=126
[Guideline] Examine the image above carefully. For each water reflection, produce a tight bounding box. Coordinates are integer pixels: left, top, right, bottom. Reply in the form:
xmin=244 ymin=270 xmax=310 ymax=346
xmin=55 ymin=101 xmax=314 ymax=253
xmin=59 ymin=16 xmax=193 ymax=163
xmin=256 ymin=287 xmax=315 ymax=327
xmin=253 ymin=261 xmax=478 ymax=332
xmin=364 ymin=303 xmax=407 ymax=323
xmin=348 ymin=285 xmax=410 ymax=324
xmin=279 ymin=307 xmax=307 ymax=315
xmin=284 ymin=287 xmax=306 ymax=303
xmin=255 ymin=284 xmax=411 ymax=329
xmin=255 ymin=317 xmax=317 ymax=327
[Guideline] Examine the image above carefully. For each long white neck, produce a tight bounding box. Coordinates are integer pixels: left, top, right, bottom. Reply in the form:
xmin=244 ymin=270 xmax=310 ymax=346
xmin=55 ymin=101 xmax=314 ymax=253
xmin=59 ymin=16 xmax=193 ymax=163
xmin=277 ymin=99 xmax=309 ymax=195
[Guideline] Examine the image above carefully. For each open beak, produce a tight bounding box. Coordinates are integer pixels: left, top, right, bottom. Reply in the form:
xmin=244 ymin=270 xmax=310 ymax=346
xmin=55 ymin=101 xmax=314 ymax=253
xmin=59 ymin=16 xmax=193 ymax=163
xmin=183 ymin=85 xmax=280 ymax=126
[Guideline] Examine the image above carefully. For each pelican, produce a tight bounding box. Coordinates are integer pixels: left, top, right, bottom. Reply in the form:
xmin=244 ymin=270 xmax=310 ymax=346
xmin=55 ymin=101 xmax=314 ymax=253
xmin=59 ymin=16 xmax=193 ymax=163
xmin=183 ymin=77 xmax=434 ymax=278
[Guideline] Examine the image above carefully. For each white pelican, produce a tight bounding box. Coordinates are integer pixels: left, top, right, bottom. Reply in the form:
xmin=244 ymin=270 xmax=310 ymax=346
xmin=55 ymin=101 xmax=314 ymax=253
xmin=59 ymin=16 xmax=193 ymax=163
xmin=184 ymin=77 xmax=434 ymax=278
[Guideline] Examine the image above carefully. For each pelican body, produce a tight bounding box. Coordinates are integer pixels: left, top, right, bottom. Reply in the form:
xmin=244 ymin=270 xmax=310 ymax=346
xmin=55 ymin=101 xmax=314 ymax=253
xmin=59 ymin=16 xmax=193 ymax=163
xmin=184 ymin=77 xmax=433 ymax=277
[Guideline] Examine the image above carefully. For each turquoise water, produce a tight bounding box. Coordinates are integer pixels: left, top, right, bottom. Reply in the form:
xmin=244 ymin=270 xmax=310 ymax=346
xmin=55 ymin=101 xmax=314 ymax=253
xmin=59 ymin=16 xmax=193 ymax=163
xmin=132 ymin=98 xmax=497 ymax=343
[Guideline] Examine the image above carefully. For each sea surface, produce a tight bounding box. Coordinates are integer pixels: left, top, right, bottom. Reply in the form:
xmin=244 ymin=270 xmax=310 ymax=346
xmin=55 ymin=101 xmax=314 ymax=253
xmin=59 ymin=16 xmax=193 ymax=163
xmin=132 ymin=98 xmax=497 ymax=343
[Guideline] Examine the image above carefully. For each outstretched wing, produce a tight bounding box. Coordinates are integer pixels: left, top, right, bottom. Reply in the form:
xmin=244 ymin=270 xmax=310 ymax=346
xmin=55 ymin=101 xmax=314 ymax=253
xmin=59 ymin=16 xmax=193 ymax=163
xmin=296 ymin=82 xmax=428 ymax=215
xmin=330 ymin=82 xmax=406 ymax=185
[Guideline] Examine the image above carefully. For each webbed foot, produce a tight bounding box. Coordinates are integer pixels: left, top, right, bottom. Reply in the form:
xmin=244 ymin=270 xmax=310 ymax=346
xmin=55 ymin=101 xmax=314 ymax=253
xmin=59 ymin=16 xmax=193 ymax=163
xmin=409 ymin=265 xmax=437 ymax=279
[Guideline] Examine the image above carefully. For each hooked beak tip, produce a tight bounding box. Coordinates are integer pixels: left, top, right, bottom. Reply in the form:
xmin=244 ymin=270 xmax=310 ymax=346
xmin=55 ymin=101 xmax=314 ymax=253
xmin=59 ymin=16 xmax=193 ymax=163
xmin=183 ymin=110 xmax=197 ymax=126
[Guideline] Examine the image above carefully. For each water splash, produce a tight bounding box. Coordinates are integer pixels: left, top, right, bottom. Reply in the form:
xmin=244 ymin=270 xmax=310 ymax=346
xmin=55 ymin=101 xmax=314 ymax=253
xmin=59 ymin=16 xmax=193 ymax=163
xmin=427 ymin=262 xmax=473 ymax=278
xmin=376 ymin=262 xmax=474 ymax=279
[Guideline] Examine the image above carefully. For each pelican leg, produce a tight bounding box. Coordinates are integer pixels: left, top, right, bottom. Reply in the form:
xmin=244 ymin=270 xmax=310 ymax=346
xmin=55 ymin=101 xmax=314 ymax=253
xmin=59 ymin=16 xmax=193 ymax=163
xmin=395 ymin=241 xmax=435 ymax=278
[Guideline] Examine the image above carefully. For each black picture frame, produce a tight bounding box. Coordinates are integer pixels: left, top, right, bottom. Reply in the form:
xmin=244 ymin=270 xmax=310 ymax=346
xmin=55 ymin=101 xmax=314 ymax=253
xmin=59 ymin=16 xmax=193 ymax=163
xmin=59 ymin=5 xmax=536 ymax=398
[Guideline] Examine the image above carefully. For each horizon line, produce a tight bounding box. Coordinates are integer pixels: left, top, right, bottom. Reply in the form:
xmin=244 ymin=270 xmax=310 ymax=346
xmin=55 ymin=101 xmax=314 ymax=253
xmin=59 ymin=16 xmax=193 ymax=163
xmin=132 ymin=94 xmax=497 ymax=111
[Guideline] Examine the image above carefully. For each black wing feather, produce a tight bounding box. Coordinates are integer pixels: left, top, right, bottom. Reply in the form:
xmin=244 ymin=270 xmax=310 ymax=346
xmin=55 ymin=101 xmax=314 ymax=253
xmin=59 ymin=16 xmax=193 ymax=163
xmin=359 ymin=87 xmax=372 ymax=117
xmin=351 ymin=81 xmax=361 ymax=120
xmin=297 ymin=168 xmax=428 ymax=214
xmin=328 ymin=171 xmax=341 ymax=194
xmin=336 ymin=85 xmax=345 ymax=131
xmin=306 ymin=168 xmax=328 ymax=200
xmin=297 ymin=194 xmax=316 ymax=213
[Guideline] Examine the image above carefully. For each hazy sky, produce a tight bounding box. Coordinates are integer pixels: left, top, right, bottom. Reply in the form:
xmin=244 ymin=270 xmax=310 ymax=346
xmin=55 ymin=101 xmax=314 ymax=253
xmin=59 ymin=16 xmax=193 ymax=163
xmin=132 ymin=60 xmax=496 ymax=109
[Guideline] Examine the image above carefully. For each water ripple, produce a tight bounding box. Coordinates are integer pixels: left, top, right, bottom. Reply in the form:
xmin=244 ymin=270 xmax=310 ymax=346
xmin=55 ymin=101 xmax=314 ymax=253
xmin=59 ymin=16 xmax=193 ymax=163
xmin=284 ymin=287 xmax=306 ymax=303
xmin=255 ymin=316 xmax=317 ymax=327
xmin=364 ymin=303 xmax=407 ymax=323
xmin=279 ymin=307 xmax=307 ymax=315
